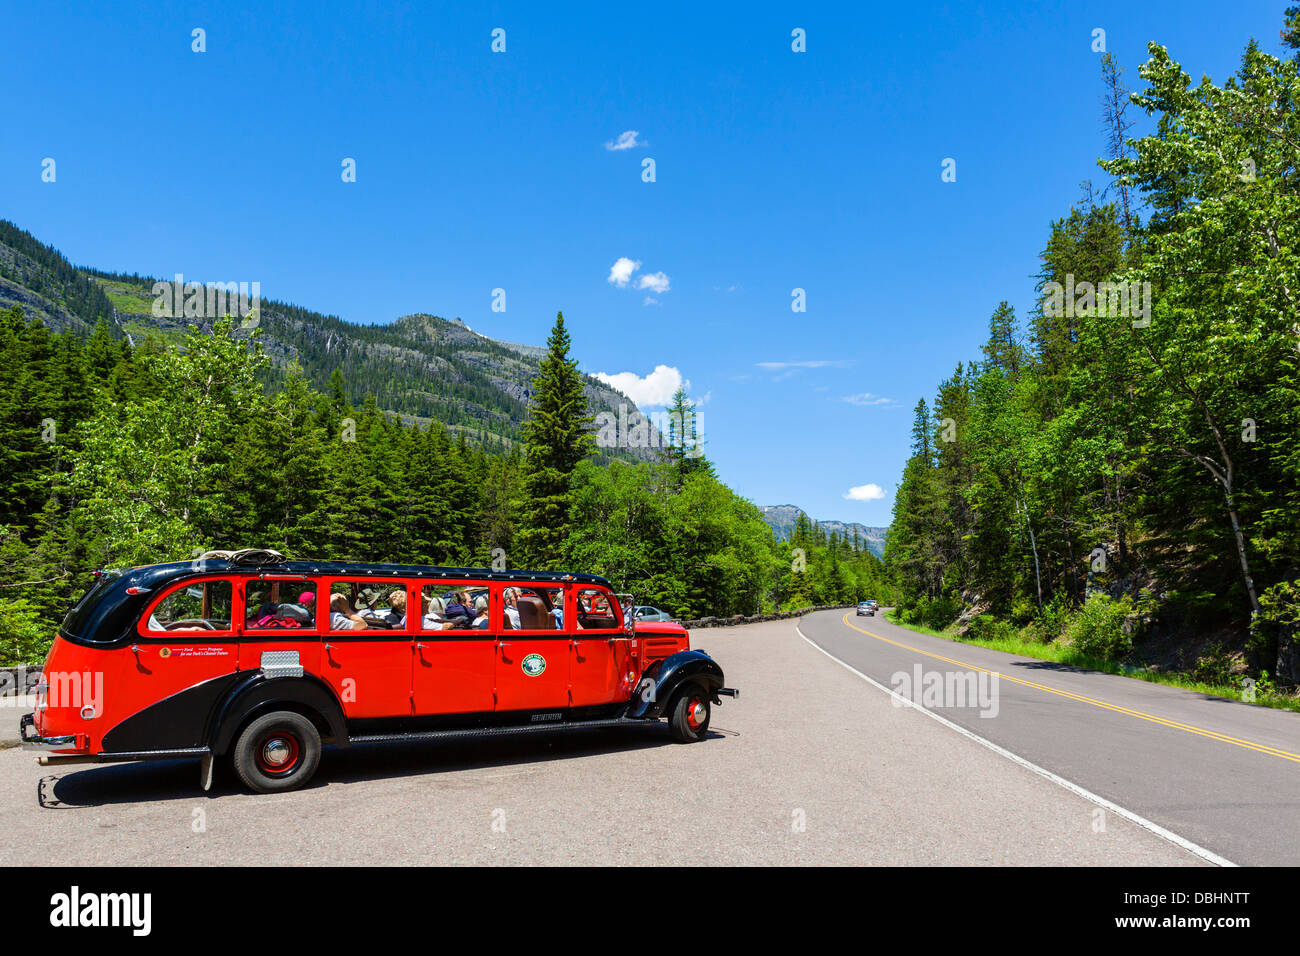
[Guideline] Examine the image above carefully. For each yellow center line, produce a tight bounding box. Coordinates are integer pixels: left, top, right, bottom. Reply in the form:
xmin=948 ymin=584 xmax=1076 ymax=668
xmin=838 ymin=612 xmax=1300 ymax=765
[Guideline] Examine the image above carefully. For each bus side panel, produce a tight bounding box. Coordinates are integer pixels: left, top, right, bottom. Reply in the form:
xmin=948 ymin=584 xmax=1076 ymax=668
xmin=39 ymin=634 xmax=239 ymax=754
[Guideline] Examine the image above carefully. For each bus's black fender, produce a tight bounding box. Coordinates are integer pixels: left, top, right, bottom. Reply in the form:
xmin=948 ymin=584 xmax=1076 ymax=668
xmin=208 ymin=672 xmax=349 ymax=756
xmin=628 ymin=650 xmax=726 ymax=719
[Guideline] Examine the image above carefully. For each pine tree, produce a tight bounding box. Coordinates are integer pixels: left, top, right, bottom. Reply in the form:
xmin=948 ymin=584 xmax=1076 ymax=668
xmin=981 ymin=302 xmax=1023 ymax=377
xmin=909 ymin=399 xmax=933 ymax=464
xmin=659 ymin=385 xmax=713 ymax=485
xmin=1283 ymin=6 xmax=1300 ymax=58
xmin=516 ymin=313 xmax=595 ymax=569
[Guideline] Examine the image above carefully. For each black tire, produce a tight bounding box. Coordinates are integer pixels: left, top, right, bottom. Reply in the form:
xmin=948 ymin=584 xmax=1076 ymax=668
xmin=231 ymin=710 xmax=321 ymax=794
xmin=668 ymin=684 xmax=711 ymax=743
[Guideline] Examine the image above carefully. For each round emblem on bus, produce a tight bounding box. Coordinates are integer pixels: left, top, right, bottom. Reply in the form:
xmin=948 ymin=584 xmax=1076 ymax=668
xmin=521 ymin=653 xmax=546 ymax=677
xmin=159 ymin=647 xmax=171 ymax=659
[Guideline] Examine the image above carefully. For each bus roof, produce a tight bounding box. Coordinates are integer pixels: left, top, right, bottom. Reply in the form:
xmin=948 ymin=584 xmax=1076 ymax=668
xmin=59 ymin=559 xmax=614 ymax=647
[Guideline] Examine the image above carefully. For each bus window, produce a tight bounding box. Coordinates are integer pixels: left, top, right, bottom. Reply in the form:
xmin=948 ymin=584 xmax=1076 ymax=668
xmin=507 ymin=586 xmax=561 ymax=631
xmin=145 ymin=579 xmax=233 ymax=633
xmin=575 ymin=588 xmax=619 ymax=630
xmin=327 ymin=581 xmax=409 ymax=631
xmin=420 ymin=584 xmax=490 ymax=631
xmin=245 ymin=582 xmax=319 ymax=630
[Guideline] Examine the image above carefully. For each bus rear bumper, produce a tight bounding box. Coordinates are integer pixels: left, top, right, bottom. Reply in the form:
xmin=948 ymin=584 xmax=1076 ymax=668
xmin=19 ymin=713 xmax=80 ymax=752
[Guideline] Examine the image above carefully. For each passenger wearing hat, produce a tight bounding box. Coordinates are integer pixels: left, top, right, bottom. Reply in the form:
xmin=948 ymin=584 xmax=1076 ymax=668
xmin=357 ymin=587 xmax=403 ymax=627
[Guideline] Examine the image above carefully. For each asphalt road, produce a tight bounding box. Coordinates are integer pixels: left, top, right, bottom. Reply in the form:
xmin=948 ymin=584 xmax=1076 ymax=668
xmin=801 ymin=608 xmax=1300 ymax=866
xmin=0 ymin=614 xmax=1207 ymax=865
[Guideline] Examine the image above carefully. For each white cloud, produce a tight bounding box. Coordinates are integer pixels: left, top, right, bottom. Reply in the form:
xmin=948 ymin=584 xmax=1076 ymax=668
xmin=607 ymin=258 xmax=670 ymax=302
xmin=593 ymin=365 xmax=687 ymax=407
xmin=605 ymin=130 xmax=647 ymax=151
xmin=842 ymin=392 xmax=897 ymax=407
xmin=843 ymin=483 xmax=886 ymax=502
xmin=636 ymin=271 xmax=671 ymax=294
xmin=607 ymin=257 xmax=641 ymax=287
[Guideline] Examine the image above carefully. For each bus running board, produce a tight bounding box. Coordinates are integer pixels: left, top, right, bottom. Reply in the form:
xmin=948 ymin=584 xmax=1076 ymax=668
xmin=349 ymin=716 xmax=643 ymax=745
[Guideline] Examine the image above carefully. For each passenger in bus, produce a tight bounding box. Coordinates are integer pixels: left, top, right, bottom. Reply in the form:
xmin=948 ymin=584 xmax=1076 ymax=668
xmin=329 ymin=593 xmax=368 ymax=630
xmin=358 ymin=588 xmax=404 ymax=627
xmin=472 ymin=595 xmax=490 ymax=629
xmin=356 ymin=587 xmax=384 ymax=617
xmin=275 ymin=592 xmax=315 ymax=624
xmin=246 ymin=590 xmax=276 ymax=626
xmin=422 ymin=594 xmax=449 ymax=630
xmin=386 ymin=589 xmax=408 ymax=627
xmin=444 ymin=591 xmax=475 ymax=626
xmin=502 ymin=588 xmax=521 ymax=629
xmin=549 ymin=590 xmax=564 ymax=629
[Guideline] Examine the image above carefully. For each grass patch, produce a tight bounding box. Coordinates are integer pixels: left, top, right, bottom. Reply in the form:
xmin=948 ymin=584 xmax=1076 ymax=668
xmin=882 ymin=607 xmax=1300 ymax=714
xmin=120 ymin=320 xmax=185 ymax=346
xmin=92 ymin=277 xmax=156 ymax=315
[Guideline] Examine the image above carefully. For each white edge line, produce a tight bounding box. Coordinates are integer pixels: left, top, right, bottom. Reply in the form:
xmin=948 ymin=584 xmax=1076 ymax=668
xmin=795 ymin=622 xmax=1237 ymax=868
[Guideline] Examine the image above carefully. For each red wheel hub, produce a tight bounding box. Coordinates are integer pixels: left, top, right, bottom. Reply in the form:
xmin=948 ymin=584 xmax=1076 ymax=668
xmin=686 ymin=697 xmax=706 ymax=731
xmin=256 ymin=732 xmax=301 ymax=775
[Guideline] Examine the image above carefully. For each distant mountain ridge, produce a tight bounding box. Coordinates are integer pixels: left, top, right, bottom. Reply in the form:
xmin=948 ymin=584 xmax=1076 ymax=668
xmin=759 ymin=504 xmax=888 ymax=557
xmin=0 ymin=218 xmax=654 ymax=456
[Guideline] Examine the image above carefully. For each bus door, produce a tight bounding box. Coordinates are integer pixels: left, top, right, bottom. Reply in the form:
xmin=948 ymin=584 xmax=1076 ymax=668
xmin=570 ymin=587 xmax=634 ymax=706
xmin=237 ymin=574 xmax=324 ymax=700
xmin=495 ymin=584 xmax=570 ymax=712
xmin=412 ymin=582 xmax=496 ymax=715
xmin=314 ymin=578 xmax=412 ymax=719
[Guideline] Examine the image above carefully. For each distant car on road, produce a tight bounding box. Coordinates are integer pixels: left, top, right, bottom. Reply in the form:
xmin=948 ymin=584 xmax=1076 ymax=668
xmin=634 ymin=606 xmax=673 ymax=623
xmin=856 ymin=601 xmax=875 ymax=617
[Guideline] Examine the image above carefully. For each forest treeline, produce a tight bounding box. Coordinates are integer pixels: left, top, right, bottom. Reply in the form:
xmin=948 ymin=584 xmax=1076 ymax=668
xmin=885 ymin=33 xmax=1300 ymax=680
xmin=0 ymin=308 xmax=889 ymax=664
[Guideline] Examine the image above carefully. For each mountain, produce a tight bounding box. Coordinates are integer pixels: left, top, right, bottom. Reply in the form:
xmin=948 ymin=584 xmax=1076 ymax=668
xmin=759 ymin=504 xmax=888 ymax=557
xmin=0 ymin=220 xmax=116 ymax=335
xmin=0 ymin=219 xmax=655 ymax=455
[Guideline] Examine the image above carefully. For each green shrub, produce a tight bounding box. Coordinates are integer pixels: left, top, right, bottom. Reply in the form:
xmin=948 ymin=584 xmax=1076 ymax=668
xmin=1191 ymin=643 xmax=1234 ymax=685
xmin=1007 ymin=597 xmax=1037 ymax=627
xmin=1065 ymin=593 xmax=1133 ymax=661
xmin=896 ymin=595 xmax=962 ymax=630
xmin=967 ymin=614 xmax=1015 ymax=643
xmin=921 ymin=595 xmax=960 ymax=630
xmin=0 ymin=598 xmax=51 ymax=667
xmin=1032 ymin=591 xmax=1070 ymax=643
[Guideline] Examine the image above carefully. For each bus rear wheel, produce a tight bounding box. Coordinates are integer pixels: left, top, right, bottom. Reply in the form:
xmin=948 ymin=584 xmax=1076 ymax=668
xmin=232 ymin=711 xmax=321 ymax=793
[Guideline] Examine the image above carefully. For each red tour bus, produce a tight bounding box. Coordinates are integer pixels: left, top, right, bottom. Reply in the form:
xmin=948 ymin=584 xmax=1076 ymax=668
xmin=21 ymin=550 xmax=737 ymax=793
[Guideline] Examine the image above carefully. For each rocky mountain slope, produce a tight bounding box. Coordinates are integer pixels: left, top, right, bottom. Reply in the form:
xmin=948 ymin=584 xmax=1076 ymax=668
xmin=0 ymin=218 xmax=651 ymax=454
xmin=760 ymin=504 xmax=888 ymax=557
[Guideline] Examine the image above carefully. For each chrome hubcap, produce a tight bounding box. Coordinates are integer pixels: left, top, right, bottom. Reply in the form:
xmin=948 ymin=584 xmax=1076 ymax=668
xmin=262 ymin=737 xmax=292 ymax=766
xmin=691 ymin=701 xmax=707 ymax=724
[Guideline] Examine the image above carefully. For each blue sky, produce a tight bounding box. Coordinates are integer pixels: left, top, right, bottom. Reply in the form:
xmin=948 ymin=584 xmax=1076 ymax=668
xmin=2 ymin=1 xmax=1288 ymax=527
